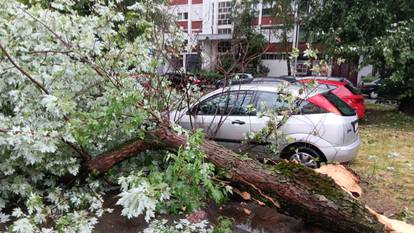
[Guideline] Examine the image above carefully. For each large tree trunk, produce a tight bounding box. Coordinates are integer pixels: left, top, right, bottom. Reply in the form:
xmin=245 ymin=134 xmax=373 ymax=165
xmin=87 ymin=127 xmax=387 ymax=233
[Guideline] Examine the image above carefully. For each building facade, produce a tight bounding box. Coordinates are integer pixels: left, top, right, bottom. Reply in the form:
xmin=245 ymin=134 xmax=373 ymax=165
xmin=168 ymin=0 xmax=372 ymax=83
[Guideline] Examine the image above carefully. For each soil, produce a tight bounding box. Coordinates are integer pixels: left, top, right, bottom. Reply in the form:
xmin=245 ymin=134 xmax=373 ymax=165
xmin=359 ymin=183 xmax=405 ymax=220
xmin=94 ymin=197 xmax=329 ymax=233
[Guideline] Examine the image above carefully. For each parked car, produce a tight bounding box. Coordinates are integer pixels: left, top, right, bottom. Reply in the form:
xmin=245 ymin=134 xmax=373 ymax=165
xmin=164 ymin=72 xmax=206 ymax=90
xmin=215 ymin=73 xmax=254 ymax=88
xmin=171 ymin=82 xmax=360 ymax=168
xmin=129 ymin=73 xmax=156 ymax=89
xmin=298 ymin=77 xmax=366 ymax=119
xmin=360 ymin=79 xmax=381 ymax=99
xmin=252 ymin=76 xmax=297 ymax=83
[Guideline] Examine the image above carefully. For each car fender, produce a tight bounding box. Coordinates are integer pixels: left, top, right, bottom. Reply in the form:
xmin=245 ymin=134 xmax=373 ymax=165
xmin=280 ymin=133 xmax=333 ymax=152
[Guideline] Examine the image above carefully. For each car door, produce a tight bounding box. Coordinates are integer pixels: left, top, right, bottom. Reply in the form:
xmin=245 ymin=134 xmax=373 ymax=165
xmin=190 ymin=90 xmax=254 ymax=141
xmin=249 ymin=91 xmax=289 ymax=138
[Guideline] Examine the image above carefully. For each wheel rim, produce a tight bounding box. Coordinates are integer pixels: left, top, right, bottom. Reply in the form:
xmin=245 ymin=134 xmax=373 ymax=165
xmin=289 ymin=152 xmax=318 ymax=168
xmin=370 ymin=92 xmax=378 ymax=99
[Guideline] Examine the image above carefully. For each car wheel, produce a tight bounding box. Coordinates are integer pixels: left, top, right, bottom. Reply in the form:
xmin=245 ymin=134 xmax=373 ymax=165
xmin=369 ymin=91 xmax=378 ymax=99
xmin=287 ymin=147 xmax=321 ymax=168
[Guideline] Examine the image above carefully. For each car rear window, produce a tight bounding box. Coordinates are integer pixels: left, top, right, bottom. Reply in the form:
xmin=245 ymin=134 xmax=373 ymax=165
xmin=300 ymin=101 xmax=328 ymax=114
xmin=345 ymin=83 xmax=361 ymax=95
xmin=322 ymin=92 xmax=356 ymax=116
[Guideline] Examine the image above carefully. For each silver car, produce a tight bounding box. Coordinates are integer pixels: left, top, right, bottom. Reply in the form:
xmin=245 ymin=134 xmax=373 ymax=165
xmin=171 ymin=82 xmax=360 ymax=167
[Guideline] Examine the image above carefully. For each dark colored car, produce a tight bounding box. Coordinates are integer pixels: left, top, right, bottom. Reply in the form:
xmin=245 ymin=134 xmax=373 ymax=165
xmin=129 ymin=73 xmax=156 ymax=89
xmin=164 ymin=72 xmax=206 ymax=90
xmin=361 ymin=79 xmax=381 ymax=99
xmin=215 ymin=73 xmax=254 ymax=88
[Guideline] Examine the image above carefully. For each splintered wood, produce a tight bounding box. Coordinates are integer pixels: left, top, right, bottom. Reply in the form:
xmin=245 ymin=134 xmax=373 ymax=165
xmin=315 ymin=164 xmax=362 ymax=198
xmin=316 ymin=164 xmax=414 ymax=233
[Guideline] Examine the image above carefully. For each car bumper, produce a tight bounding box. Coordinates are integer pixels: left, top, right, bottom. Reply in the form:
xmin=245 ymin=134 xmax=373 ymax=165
xmin=321 ymin=138 xmax=361 ymax=163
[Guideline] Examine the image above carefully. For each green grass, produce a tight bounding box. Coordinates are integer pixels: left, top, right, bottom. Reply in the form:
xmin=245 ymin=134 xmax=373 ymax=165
xmin=349 ymin=103 xmax=414 ymax=223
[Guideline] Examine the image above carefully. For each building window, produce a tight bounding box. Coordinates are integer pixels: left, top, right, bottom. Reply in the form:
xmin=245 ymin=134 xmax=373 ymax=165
xmin=298 ymin=28 xmax=307 ymax=43
xmin=261 ymin=53 xmax=286 ymax=60
xmin=218 ymin=40 xmax=231 ymax=53
xmin=262 ymin=8 xmax=272 ymax=16
xmin=218 ymin=28 xmax=232 ymax=34
xmin=218 ymin=1 xmax=232 ymax=25
xmin=262 ymin=2 xmax=276 ymax=16
xmin=296 ymin=61 xmax=310 ymax=75
xmin=177 ymin=12 xmax=188 ymax=21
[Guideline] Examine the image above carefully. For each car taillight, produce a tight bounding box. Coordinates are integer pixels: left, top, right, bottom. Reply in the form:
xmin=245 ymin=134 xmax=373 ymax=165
xmin=308 ymin=94 xmax=341 ymax=115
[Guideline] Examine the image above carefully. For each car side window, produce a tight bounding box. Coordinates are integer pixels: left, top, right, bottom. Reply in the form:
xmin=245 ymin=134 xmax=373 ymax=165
xmin=255 ymin=91 xmax=289 ymax=113
xmin=195 ymin=91 xmax=254 ymax=116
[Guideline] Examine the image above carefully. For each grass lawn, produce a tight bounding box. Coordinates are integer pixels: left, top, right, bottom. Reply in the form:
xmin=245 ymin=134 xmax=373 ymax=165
xmin=349 ymin=103 xmax=414 ymax=223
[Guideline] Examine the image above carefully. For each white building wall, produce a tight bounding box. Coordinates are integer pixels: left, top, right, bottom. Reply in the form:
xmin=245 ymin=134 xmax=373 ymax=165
xmin=357 ymin=65 xmax=373 ymax=84
xmin=201 ymin=40 xmax=218 ymax=70
xmin=168 ymin=4 xmax=188 ymax=14
xmin=261 ymin=59 xmax=288 ymax=76
xmin=168 ymin=0 xmax=296 ymax=75
xmin=202 ymin=0 xmax=214 ymax=34
xmin=190 ymin=4 xmax=204 ymax=21
xmin=357 ymin=56 xmax=374 ymax=85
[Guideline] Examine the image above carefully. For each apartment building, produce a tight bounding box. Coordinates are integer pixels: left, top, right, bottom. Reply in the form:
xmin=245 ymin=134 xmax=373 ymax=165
xmin=169 ymin=0 xmax=371 ymax=83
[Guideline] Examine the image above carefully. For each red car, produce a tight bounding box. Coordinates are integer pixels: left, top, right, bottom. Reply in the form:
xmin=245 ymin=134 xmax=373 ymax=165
xmin=299 ymin=77 xmax=365 ymax=119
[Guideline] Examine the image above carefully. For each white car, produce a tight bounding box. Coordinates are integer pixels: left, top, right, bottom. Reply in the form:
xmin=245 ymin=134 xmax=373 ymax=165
xmin=170 ymin=82 xmax=360 ymax=167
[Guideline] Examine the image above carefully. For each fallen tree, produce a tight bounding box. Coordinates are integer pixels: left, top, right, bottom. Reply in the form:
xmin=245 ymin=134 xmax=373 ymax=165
xmin=86 ymin=126 xmax=387 ymax=233
xmin=0 ymin=2 xmax=409 ymax=233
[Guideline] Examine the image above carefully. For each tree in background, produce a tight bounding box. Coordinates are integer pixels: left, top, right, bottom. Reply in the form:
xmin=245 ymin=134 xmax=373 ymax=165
xmin=262 ymin=0 xmax=296 ymax=75
xmin=231 ymin=0 xmax=267 ymax=74
xmin=304 ymin=0 xmax=414 ymax=111
xmin=212 ymin=0 xmax=267 ymax=77
xmin=261 ymin=0 xmax=315 ymax=76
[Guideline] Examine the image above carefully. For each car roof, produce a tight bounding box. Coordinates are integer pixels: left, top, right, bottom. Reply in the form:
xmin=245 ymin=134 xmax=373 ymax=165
xmin=297 ymin=76 xmax=346 ymax=81
xmin=299 ymin=79 xmax=346 ymax=86
xmin=252 ymin=77 xmax=297 ymax=83
xmin=208 ymin=82 xmax=333 ymax=100
xmin=255 ymin=76 xmax=296 ymax=81
xmin=297 ymin=76 xmax=352 ymax=84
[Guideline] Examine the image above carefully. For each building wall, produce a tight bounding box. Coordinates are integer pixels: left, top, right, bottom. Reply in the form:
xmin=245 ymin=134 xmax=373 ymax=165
xmin=201 ymin=40 xmax=218 ymax=70
xmin=357 ymin=65 xmax=373 ymax=84
xmin=168 ymin=0 xmax=303 ymax=77
xmin=262 ymin=59 xmax=288 ymax=76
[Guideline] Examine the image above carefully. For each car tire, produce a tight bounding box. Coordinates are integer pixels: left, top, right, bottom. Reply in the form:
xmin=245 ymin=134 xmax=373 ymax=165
xmin=285 ymin=147 xmax=321 ymax=168
xmin=369 ymin=91 xmax=378 ymax=99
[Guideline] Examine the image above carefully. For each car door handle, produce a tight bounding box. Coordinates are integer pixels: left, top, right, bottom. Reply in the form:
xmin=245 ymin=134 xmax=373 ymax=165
xmin=231 ymin=120 xmax=245 ymax=125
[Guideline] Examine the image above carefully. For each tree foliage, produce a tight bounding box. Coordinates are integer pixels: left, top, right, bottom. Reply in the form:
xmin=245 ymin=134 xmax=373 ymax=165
xmin=0 ymin=1 xmax=226 ymax=232
xmin=214 ymin=0 xmax=267 ymax=75
xmin=304 ymin=0 xmax=414 ymax=106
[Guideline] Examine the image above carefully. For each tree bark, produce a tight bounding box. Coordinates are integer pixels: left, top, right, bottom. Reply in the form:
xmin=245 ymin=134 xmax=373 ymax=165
xmin=86 ymin=127 xmax=387 ymax=233
xmin=86 ymin=140 xmax=156 ymax=173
